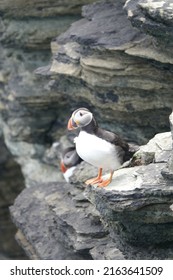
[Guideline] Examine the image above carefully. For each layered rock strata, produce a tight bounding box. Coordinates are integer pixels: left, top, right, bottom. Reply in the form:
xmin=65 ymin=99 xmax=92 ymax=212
xmin=10 ymin=182 xmax=115 ymax=260
xmin=0 ymin=0 xmax=95 ymax=259
xmin=1 ymin=0 xmax=173 ymax=260
xmin=37 ymin=0 xmax=173 ymax=144
xmin=10 ymin=125 xmax=173 ymax=259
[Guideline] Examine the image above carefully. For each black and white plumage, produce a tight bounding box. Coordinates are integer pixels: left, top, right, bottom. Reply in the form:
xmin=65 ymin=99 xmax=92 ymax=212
xmin=60 ymin=146 xmax=82 ymax=182
xmin=67 ymin=108 xmax=131 ymax=187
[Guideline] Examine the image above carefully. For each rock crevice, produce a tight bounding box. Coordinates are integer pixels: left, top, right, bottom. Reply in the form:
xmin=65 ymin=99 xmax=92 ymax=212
xmin=1 ymin=0 xmax=173 ymax=259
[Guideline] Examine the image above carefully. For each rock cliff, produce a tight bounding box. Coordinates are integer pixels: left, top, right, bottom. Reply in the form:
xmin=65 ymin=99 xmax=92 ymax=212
xmin=0 ymin=0 xmax=95 ymax=259
xmin=1 ymin=0 xmax=173 ymax=259
xmin=0 ymin=134 xmax=26 ymax=259
xmin=36 ymin=0 xmax=173 ymax=144
xmin=10 ymin=116 xmax=173 ymax=259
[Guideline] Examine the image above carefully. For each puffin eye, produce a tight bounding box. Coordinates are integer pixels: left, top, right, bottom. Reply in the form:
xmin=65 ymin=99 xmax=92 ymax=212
xmin=79 ymin=112 xmax=83 ymax=117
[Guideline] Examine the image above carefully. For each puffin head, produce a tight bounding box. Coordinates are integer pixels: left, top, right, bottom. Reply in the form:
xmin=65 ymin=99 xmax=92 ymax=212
xmin=60 ymin=147 xmax=82 ymax=173
xmin=67 ymin=108 xmax=93 ymax=130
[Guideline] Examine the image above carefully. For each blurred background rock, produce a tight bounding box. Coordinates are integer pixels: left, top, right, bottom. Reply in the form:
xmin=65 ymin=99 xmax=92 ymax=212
xmin=0 ymin=133 xmax=26 ymax=259
xmin=0 ymin=0 xmax=173 ymax=259
xmin=0 ymin=0 xmax=95 ymax=259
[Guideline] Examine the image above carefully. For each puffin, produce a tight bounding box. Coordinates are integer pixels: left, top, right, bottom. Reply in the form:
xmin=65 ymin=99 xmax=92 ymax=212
xmin=60 ymin=146 xmax=82 ymax=182
xmin=67 ymin=108 xmax=131 ymax=187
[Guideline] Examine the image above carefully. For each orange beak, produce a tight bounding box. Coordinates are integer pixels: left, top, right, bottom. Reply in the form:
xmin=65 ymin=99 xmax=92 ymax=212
xmin=67 ymin=117 xmax=78 ymax=130
xmin=60 ymin=160 xmax=67 ymax=173
xmin=67 ymin=117 xmax=73 ymax=130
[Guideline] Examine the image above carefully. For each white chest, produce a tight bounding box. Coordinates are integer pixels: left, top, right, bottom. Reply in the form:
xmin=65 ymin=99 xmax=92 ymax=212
xmin=74 ymin=131 xmax=121 ymax=170
xmin=63 ymin=166 xmax=76 ymax=182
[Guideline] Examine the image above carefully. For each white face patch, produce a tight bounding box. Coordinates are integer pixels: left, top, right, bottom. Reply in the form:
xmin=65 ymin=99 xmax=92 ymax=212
xmin=63 ymin=166 xmax=76 ymax=182
xmin=74 ymin=111 xmax=93 ymax=127
xmin=75 ymin=131 xmax=121 ymax=171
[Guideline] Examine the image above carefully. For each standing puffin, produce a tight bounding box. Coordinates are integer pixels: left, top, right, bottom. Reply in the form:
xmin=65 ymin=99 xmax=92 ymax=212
xmin=60 ymin=146 xmax=82 ymax=182
xmin=67 ymin=108 xmax=130 ymax=187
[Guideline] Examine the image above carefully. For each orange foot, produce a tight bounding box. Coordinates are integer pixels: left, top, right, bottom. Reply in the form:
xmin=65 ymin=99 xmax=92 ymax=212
xmin=85 ymin=168 xmax=103 ymax=185
xmin=97 ymin=171 xmax=114 ymax=187
xmin=97 ymin=179 xmax=112 ymax=187
xmin=85 ymin=177 xmax=103 ymax=185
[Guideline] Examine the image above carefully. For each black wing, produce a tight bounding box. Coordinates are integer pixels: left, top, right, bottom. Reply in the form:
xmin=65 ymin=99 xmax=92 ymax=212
xmin=96 ymin=128 xmax=130 ymax=162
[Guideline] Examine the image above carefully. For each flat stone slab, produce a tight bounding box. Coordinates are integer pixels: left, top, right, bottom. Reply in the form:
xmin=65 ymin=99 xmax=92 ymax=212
xmin=10 ymin=181 xmax=109 ymax=259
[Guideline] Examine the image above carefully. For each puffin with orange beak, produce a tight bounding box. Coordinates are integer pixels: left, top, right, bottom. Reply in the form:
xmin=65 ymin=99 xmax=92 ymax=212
xmin=67 ymin=108 xmax=130 ymax=187
xmin=60 ymin=146 xmax=82 ymax=182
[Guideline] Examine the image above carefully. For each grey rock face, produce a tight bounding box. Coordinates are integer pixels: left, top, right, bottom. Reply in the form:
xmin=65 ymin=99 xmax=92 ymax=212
xmin=85 ymin=131 xmax=173 ymax=245
xmin=0 ymin=0 xmax=96 ymax=18
xmin=86 ymin=163 xmax=173 ymax=245
xmin=10 ymin=182 xmax=111 ymax=259
xmin=0 ymin=136 xmax=26 ymax=259
xmin=1 ymin=0 xmax=173 ymax=260
xmin=84 ymin=128 xmax=173 ymax=259
xmin=0 ymin=0 xmax=95 ymax=189
xmin=131 ymin=132 xmax=172 ymax=166
xmin=0 ymin=0 xmax=96 ymax=259
xmin=124 ymin=0 xmax=173 ymax=43
xmin=10 ymin=127 xmax=173 ymax=259
xmin=36 ymin=0 xmax=173 ymax=144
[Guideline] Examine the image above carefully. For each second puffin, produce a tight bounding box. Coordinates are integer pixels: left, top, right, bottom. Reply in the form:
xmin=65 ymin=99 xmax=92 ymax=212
xmin=67 ymin=108 xmax=130 ymax=187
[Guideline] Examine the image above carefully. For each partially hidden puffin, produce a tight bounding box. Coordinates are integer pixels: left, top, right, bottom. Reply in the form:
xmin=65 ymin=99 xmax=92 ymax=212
xmin=60 ymin=146 xmax=82 ymax=182
xmin=67 ymin=108 xmax=131 ymax=187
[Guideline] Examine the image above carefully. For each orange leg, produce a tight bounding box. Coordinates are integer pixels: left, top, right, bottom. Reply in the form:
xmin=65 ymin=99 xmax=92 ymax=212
xmin=97 ymin=171 xmax=114 ymax=187
xmin=85 ymin=168 xmax=103 ymax=185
